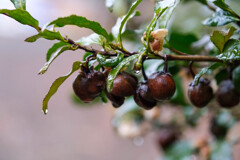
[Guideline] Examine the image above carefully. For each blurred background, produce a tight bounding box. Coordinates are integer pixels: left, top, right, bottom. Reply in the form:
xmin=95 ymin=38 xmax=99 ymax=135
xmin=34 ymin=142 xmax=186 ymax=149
xmin=0 ymin=0 xmax=240 ymax=160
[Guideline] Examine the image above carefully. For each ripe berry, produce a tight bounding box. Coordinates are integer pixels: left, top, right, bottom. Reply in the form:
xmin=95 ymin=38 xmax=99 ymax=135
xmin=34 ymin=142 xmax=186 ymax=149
xmin=210 ymin=116 xmax=228 ymax=139
xmin=157 ymin=127 xmax=179 ymax=149
xmin=216 ymin=80 xmax=240 ymax=108
xmin=134 ymin=82 xmax=157 ymax=110
xmin=188 ymin=78 xmax=213 ymax=108
xmin=111 ymin=72 xmax=138 ymax=97
xmin=105 ymin=90 xmax=125 ymax=108
xmin=148 ymin=71 xmax=176 ymax=101
xmin=73 ymin=66 xmax=106 ymax=103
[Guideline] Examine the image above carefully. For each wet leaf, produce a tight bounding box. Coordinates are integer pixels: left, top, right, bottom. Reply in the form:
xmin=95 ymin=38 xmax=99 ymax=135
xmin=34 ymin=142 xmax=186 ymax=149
xmin=10 ymin=0 xmax=26 ymax=10
xmin=217 ymin=39 xmax=240 ymax=61
xmin=97 ymin=52 xmax=124 ymax=67
xmin=25 ymin=29 xmax=65 ymax=42
xmin=46 ymin=42 xmax=69 ymax=61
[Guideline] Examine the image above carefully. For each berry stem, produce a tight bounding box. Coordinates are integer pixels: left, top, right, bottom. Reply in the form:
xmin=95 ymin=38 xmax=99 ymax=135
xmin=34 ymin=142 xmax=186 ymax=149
xmin=189 ymin=61 xmax=196 ymax=79
xmin=163 ymin=55 xmax=168 ymax=73
xmin=142 ymin=56 xmax=148 ymax=81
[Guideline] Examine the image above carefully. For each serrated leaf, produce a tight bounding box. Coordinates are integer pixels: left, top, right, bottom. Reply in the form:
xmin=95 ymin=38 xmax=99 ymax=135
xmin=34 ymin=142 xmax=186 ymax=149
xmin=76 ymin=33 xmax=104 ymax=46
xmin=105 ymin=0 xmax=115 ymax=12
xmin=39 ymin=46 xmax=72 ymax=75
xmin=48 ymin=15 xmax=110 ymax=41
xmin=217 ymin=39 xmax=240 ymax=61
xmin=0 ymin=9 xmax=39 ymax=31
xmin=210 ymin=27 xmax=237 ymax=52
xmin=42 ymin=61 xmax=81 ymax=114
xmin=10 ymin=0 xmax=26 ymax=10
xmin=46 ymin=42 xmax=68 ymax=61
xmin=117 ymin=0 xmax=142 ymax=46
xmin=96 ymin=52 xmax=124 ymax=67
xmin=213 ymin=0 xmax=240 ymax=19
xmin=25 ymin=29 xmax=65 ymax=42
xmin=107 ymin=54 xmax=139 ymax=92
xmin=203 ymin=8 xmax=239 ymax=27
xmin=156 ymin=0 xmax=180 ymax=28
xmin=232 ymin=65 xmax=240 ymax=93
xmin=193 ymin=62 xmax=223 ymax=85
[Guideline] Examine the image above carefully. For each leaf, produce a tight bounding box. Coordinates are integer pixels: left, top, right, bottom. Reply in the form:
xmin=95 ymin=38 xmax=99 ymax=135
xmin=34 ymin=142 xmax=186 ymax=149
xmin=42 ymin=61 xmax=81 ymax=114
xmin=0 ymin=9 xmax=39 ymax=31
xmin=76 ymin=33 xmax=104 ymax=46
xmin=10 ymin=0 xmax=26 ymax=10
xmin=100 ymin=91 xmax=108 ymax=103
xmin=105 ymin=0 xmax=115 ymax=12
xmin=213 ymin=0 xmax=240 ymax=19
xmin=210 ymin=27 xmax=237 ymax=52
xmin=118 ymin=0 xmax=142 ymax=46
xmin=203 ymin=8 xmax=239 ymax=27
xmin=107 ymin=54 xmax=139 ymax=92
xmin=96 ymin=52 xmax=124 ymax=67
xmin=46 ymin=42 xmax=69 ymax=61
xmin=233 ymin=65 xmax=240 ymax=93
xmin=193 ymin=62 xmax=223 ymax=85
xmin=217 ymin=39 xmax=240 ymax=61
xmin=210 ymin=141 xmax=233 ymax=160
xmin=39 ymin=46 xmax=72 ymax=75
xmin=48 ymin=15 xmax=110 ymax=41
xmin=156 ymin=0 xmax=180 ymax=28
xmin=25 ymin=29 xmax=65 ymax=42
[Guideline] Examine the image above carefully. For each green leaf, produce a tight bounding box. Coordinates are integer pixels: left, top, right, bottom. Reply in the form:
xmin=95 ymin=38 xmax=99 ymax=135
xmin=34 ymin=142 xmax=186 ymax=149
xmin=42 ymin=61 xmax=81 ymax=114
xmin=203 ymin=8 xmax=239 ymax=27
xmin=25 ymin=29 xmax=65 ymax=42
xmin=76 ymin=33 xmax=104 ymax=46
xmin=48 ymin=15 xmax=110 ymax=41
xmin=210 ymin=141 xmax=233 ymax=160
xmin=10 ymin=0 xmax=26 ymax=10
xmin=233 ymin=65 xmax=240 ymax=93
xmin=46 ymin=42 xmax=69 ymax=61
xmin=100 ymin=91 xmax=108 ymax=103
xmin=105 ymin=0 xmax=115 ymax=12
xmin=210 ymin=27 xmax=237 ymax=52
xmin=118 ymin=0 xmax=142 ymax=47
xmin=213 ymin=0 xmax=240 ymax=19
xmin=39 ymin=46 xmax=72 ymax=75
xmin=96 ymin=53 xmax=124 ymax=67
xmin=0 ymin=9 xmax=39 ymax=31
xmin=193 ymin=62 xmax=223 ymax=85
xmin=107 ymin=54 xmax=139 ymax=92
xmin=217 ymin=39 xmax=240 ymax=61
xmin=156 ymin=0 xmax=180 ymax=28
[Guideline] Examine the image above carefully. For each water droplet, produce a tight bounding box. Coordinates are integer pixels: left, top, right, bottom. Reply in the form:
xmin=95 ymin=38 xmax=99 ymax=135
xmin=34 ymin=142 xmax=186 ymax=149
xmin=133 ymin=136 xmax=144 ymax=146
xmin=43 ymin=109 xmax=48 ymax=115
xmin=135 ymin=70 xmax=141 ymax=74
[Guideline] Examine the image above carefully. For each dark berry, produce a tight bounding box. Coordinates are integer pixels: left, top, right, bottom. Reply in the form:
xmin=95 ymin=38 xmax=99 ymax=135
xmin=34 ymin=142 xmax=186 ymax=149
xmin=188 ymin=78 xmax=213 ymax=108
xmin=210 ymin=116 xmax=228 ymax=139
xmin=134 ymin=82 xmax=157 ymax=110
xmin=148 ymin=71 xmax=176 ymax=101
xmin=216 ymin=80 xmax=239 ymax=108
xmin=73 ymin=66 xmax=106 ymax=103
xmin=105 ymin=89 xmax=125 ymax=108
xmin=111 ymin=72 xmax=138 ymax=97
xmin=157 ymin=127 xmax=179 ymax=149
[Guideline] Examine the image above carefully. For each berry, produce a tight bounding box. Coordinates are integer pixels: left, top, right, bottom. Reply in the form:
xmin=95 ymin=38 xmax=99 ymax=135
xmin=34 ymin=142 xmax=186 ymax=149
xmin=73 ymin=66 xmax=106 ymax=103
xmin=134 ymin=82 xmax=157 ymax=110
xmin=148 ymin=71 xmax=176 ymax=101
xmin=188 ymin=78 xmax=213 ymax=108
xmin=216 ymin=80 xmax=240 ymax=108
xmin=105 ymin=90 xmax=125 ymax=108
xmin=157 ymin=127 xmax=179 ymax=149
xmin=111 ymin=72 xmax=138 ymax=97
xmin=210 ymin=116 xmax=228 ymax=139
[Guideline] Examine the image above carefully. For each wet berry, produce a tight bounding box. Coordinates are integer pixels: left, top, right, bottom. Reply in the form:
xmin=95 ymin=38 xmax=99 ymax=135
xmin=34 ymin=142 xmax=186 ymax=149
xmin=188 ymin=78 xmax=213 ymax=108
xmin=157 ymin=127 xmax=179 ymax=149
xmin=148 ymin=71 xmax=176 ymax=101
xmin=134 ymin=82 xmax=157 ymax=110
xmin=105 ymin=89 xmax=125 ymax=108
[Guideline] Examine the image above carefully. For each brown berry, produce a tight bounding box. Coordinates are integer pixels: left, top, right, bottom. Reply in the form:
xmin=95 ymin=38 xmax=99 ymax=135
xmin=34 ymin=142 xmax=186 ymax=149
xmin=105 ymin=89 xmax=125 ymax=108
xmin=73 ymin=67 xmax=106 ymax=103
xmin=134 ymin=82 xmax=157 ymax=110
xmin=111 ymin=72 xmax=138 ymax=97
xmin=216 ymin=80 xmax=239 ymax=108
xmin=157 ymin=127 xmax=179 ymax=149
xmin=148 ymin=71 xmax=176 ymax=101
xmin=188 ymin=78 xmax=213 ymax=108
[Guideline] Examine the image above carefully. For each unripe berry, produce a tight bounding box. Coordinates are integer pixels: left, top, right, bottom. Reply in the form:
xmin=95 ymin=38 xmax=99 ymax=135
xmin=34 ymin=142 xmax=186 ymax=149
xmin=148 ymin=72 xmax=176 ymax=101
xmin=73 ymin=67 xmax=106 ymax=103
xmin=188 ymin=78 xmax=213 ymax=108
xmin=111 ymin=72 xmax=138 ymax=97
xmin=216 ymin=80 xmax=239 ymax=108
xmin=134 ymin=82 xmax=157 ymax=110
